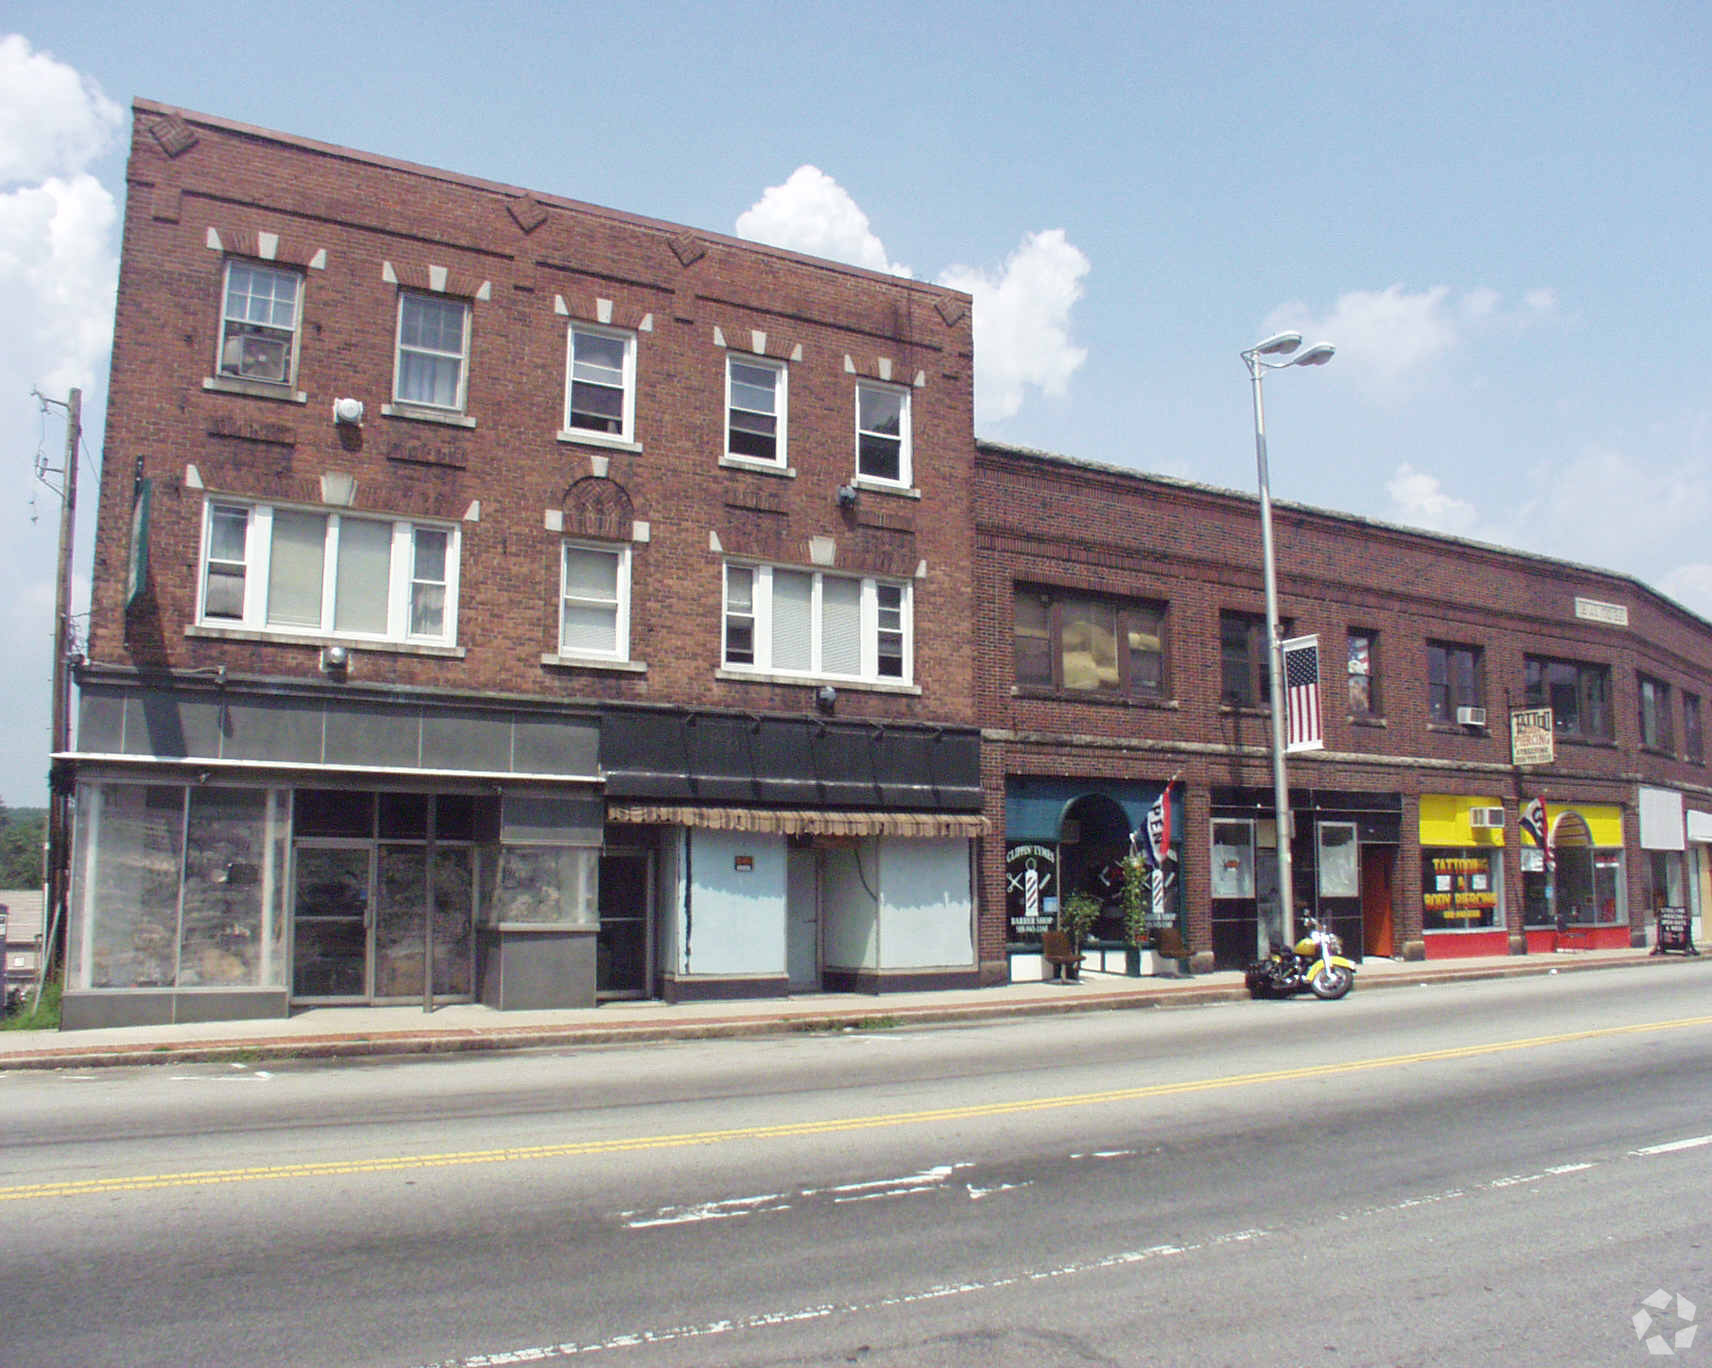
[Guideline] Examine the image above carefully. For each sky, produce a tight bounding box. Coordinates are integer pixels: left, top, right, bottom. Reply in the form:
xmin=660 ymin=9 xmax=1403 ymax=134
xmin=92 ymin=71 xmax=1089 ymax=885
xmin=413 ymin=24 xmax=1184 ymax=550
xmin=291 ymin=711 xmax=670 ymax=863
xmin=2 ymin=2 xmax=1709 ymax=806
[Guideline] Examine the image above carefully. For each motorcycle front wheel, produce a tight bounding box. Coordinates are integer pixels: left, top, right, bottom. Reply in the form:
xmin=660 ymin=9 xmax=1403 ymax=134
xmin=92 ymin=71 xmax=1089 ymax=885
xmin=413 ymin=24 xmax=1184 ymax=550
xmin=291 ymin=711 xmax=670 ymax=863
xmin=1309 ymin=965 xmax=1353 ymax=1000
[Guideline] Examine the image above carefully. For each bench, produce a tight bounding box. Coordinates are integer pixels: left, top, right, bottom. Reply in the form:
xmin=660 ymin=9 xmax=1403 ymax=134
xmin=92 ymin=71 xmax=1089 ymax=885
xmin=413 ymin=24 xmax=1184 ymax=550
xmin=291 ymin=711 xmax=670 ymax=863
xmin=1041 ymin=929 xmax=1085 ymax=981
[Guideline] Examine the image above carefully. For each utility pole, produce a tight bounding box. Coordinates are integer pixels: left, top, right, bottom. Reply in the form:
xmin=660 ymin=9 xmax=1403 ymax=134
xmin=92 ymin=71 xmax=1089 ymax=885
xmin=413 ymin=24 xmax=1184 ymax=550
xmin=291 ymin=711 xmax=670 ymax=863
xmin=40 ymin=387 xmax=81 ymax=994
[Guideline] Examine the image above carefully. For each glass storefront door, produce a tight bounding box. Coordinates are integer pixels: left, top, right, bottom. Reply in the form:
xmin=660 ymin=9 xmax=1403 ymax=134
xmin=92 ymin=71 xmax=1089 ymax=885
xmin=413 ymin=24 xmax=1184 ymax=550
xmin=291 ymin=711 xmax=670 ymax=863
xmin=292 ymin=845 xmax=371 ymax=999
xmin=290 ymin=790 xmax=478 ymax=1004
xmin=598 ymin=850 xmax=650 ymax=999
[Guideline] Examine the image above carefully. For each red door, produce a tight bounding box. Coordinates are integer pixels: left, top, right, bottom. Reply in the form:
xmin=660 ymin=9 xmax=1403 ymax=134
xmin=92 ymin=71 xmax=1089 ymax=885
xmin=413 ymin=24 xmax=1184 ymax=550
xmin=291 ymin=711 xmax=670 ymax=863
xmin=1361 ymin=846 xmax=1396 ymax=959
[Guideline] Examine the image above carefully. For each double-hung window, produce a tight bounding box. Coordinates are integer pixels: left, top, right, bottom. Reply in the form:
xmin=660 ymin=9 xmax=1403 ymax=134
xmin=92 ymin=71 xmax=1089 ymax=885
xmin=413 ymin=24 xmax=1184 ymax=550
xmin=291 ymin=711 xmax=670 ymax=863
xmin=564 ymin=324 xmax=636 ymax=442
xmin=394 ymin=292 xmax=470 ymax=410
xmin=1639 ymin=673 xmax=1674 ymax=751
xmin=218 ymin=261 xmax=302 ymax=385
xmin=726 ymin=357 xmax=786 ymax=464
xmin=723 ymin=564 xmax=911 ymax=684
xmin=1523 ymin=656 xmax=1612 ymax=740
xmin=1219 ymin=611 xmax=1274 ymax=708
xmin=855 ymin=382 xmax=910 ymax=486
xmin=559 ymin=542 xmax=631 ymax=661
xmin=1427 ymin=641 xmax=1484 ymax=723
xmin=197 ymin=500 xmax=458 ymax=646
xmin=1685 ymin=693 xmax=1704 ymax=763
xmin=1347 ymin=630 xmax=1380 ymax=716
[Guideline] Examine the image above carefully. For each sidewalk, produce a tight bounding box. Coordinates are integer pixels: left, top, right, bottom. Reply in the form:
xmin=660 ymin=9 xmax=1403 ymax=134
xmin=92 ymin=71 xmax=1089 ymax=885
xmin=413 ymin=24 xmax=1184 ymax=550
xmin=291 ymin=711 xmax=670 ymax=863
xmin=0 ymin=947 xmax=1683 ymax=1072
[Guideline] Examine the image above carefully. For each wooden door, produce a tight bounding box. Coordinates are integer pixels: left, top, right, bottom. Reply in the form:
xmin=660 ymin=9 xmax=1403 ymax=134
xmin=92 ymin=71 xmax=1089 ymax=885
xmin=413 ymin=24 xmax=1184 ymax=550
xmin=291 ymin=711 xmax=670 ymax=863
xmin=1361 ymin=845 xmax=1396 ymax=959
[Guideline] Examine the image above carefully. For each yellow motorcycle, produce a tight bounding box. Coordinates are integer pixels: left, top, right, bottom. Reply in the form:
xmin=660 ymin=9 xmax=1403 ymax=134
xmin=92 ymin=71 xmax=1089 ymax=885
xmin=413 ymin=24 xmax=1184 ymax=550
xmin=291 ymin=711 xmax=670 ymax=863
xmin=1245 ymin=917 xmax=1356 ymax=1001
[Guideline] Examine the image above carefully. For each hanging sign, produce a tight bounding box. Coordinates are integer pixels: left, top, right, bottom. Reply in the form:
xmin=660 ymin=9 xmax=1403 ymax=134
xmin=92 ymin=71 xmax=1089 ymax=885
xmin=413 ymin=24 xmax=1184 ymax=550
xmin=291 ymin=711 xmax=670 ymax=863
xmin=1510 ymin=707 xmax=1555 ymax=766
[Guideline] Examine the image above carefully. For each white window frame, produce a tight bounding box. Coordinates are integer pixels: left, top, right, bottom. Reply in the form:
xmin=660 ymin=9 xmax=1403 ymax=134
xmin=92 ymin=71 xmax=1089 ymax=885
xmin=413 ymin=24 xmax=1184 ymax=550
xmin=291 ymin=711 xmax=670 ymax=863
xmin=562 ymin=323 xmax=637 ymax=445
xmin=393 ymin=291 xmax=471 ymax=412
xmin=855 ymin=381 xmax=912 ymax=488
xmin=558 ymin=540 xmax=632 ymax=662
xmin=196 ymin=499 xmax=459 ymax=646
xmin=721 ymin=562 xmax=913 ymax=685
xmin=725 ymin=355 xmax=787 ymax=466
xmin=217 ymin=260 xmax=303 ymax=387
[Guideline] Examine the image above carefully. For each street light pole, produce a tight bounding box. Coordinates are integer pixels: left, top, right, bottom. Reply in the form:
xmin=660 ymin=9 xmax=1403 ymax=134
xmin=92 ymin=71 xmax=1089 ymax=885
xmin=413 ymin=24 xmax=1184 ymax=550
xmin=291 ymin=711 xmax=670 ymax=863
xmin=1241 ymin=334 xmax=1333 ymax=956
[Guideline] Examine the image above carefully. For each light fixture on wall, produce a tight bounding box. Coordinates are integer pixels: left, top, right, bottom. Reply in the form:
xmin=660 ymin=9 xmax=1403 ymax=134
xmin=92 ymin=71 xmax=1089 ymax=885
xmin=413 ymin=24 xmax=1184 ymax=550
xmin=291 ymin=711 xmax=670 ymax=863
xmin=836 ymin=484 xmax=858 ymax=508
xmin=816 ymin=685 xmax=837 ymax=712
xmin=332 ymin=397 xmax=365 ymax=426
xmin=320 ymin=644 xmax=350 ymax=675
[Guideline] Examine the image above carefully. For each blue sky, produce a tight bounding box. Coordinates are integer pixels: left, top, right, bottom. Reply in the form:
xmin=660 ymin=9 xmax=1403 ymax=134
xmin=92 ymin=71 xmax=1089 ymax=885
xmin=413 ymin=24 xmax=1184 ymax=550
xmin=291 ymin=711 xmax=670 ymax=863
xmin=2 ymin=1 xmax=1709 ymax=805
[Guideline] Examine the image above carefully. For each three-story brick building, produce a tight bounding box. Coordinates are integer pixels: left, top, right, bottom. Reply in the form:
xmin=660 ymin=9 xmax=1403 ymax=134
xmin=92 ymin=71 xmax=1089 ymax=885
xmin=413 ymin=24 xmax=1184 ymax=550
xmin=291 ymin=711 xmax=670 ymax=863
xmin=62 ymin=102 xmax=984 ymax=1029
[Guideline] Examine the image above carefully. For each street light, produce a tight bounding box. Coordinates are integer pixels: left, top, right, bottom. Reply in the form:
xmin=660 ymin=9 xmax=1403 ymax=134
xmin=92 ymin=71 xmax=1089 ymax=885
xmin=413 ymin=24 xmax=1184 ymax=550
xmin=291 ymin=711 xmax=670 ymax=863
xmin=1241 ymin=331 xmax=1334 ymax=957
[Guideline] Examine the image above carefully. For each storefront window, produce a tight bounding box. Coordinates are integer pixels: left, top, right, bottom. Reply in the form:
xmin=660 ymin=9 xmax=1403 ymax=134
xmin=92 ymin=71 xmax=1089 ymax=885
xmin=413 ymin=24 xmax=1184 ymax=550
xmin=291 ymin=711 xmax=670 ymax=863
xmin=1421 ymin=849 xmax=1501 ymax=931
xmin=487 ymin=847 xmax=598 ymax=925
xmin=1211 ymin=821 xmax=1255 ymax=898
xmin=179 ymin=787 xmax=288 ymax=987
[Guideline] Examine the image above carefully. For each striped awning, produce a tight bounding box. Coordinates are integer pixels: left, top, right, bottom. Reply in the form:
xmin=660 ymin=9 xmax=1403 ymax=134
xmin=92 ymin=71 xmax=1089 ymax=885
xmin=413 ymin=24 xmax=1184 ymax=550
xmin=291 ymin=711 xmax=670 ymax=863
xmin=606 ymin=804 xmax=987 ymax=838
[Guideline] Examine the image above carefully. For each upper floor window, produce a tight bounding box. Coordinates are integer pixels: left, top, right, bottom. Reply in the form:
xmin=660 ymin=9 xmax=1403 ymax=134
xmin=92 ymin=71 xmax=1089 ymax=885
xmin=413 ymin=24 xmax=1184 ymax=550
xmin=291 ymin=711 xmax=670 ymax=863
xmin=1014 ymin=587 xmax=1166 ymax=698
xmin=1523 ymin=656 xmax=1612 ymax=740
xmin=726 ymin=357 xmax=786 ymax=465
xmin=855 ymin=382 xmax=911 ymax=486
xmin=1347 ymin=629 xmax=1380 ymax=716
xmin=218 ymin=261 xmax=301 ymax=385
xmin=1639 ymin=673 xmax=1674 ymax=752
xmin=723 ymin=563 xmax=910 ymax=684
xmin=564 ymin=324 xmax=636 ymax=442
xmin=559 ymin=541 xmax=631 ymax=662
xmin=1686 ymin=692 xmax=1704 ymax=763
xmin=394 ymin=292 xmax=470 ymax=411
xmin=198 ymin=500 xmax=457 ymax=646
xmin=1220 ymin=611 xmax=1274 ymax=708
xmin=1427 ymin=641 xmax=1484 ymax=723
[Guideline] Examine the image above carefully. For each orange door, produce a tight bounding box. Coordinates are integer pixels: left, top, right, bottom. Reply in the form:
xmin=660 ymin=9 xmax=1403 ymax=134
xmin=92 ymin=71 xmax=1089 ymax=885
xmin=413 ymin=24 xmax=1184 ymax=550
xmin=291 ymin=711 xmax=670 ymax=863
xmin=1361 ymin=845 xmax=1396 ymax=959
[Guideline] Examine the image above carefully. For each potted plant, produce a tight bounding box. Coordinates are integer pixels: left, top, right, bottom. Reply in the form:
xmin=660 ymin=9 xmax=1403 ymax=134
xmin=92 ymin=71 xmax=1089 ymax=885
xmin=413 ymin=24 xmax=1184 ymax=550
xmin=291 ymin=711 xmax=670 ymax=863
xmin=1061 ymin=890 xmax=1103 ymax=966
xmin=1121 ymin=854 xmax=1151 ymax=974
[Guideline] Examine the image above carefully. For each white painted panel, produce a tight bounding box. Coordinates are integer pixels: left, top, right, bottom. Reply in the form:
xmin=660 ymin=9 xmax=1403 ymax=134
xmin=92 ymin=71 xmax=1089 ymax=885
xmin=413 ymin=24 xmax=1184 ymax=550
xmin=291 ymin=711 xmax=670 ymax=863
xmin=685 ymin=829 xmax=785 ymax=976
xmin=657 ymin=828 xmax=684 ymax=973
xmin=878 ymin=838 xmax=974 ymax=969
xmin=823 ymin=841 xmax=878 ymax=970
xmin=1640 ymin=786 xmax=1686 ymax=851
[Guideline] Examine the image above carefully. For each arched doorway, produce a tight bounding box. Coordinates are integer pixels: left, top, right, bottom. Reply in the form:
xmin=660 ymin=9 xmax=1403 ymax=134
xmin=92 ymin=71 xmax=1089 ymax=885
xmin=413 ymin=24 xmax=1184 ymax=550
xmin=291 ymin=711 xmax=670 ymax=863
xmin=1551 ymin=810 xmax=1595 ymax=926
xmin=1059 ymin=794 xmax=1133 ymax=942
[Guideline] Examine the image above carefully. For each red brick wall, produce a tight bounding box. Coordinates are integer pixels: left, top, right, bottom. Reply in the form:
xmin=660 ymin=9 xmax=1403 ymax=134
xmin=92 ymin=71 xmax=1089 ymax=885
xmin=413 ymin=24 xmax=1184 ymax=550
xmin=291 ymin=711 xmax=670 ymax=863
xmin=90 ymin=102 xmax=976 ymax=731
xmin=976 ymin=442 xmax=1712 ymax=958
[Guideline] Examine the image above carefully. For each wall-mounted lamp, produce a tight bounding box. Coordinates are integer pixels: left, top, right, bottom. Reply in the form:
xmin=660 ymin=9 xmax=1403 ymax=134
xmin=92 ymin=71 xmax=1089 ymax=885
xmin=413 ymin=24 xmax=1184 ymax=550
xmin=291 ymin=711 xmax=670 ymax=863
xmin=816 ymin=685 xmax=838 ymax=712
xmin=836 ymin=484 xmax=858 ymax=508
xmin=332 ymin=397 xmax=365 ymax=426
xmin=320 ymin=644 xmax=350 ymax=675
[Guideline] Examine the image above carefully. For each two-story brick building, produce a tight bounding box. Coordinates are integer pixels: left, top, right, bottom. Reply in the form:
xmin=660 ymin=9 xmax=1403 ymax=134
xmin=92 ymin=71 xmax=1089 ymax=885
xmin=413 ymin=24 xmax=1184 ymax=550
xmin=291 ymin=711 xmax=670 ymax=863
xmin=976 ymin=441 xmax=1712 ymax=976
xmin=61 ymin=102 xmax=985 ymax=1029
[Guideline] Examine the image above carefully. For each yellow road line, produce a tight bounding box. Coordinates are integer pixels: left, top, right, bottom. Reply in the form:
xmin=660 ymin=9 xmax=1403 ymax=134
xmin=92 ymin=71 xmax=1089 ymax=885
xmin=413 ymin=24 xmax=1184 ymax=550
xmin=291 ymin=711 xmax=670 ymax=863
xmin=7 ymin=1013 xmax=1711 ymax=1204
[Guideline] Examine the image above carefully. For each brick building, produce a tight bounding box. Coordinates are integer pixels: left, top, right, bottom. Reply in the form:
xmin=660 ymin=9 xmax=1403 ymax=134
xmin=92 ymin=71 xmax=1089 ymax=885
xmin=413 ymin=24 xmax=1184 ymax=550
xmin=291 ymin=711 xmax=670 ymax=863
xmin=62 ymin=102 xmax=983 ymax=1029
xmin=977 ymin=441 xmax=1712 ymax=976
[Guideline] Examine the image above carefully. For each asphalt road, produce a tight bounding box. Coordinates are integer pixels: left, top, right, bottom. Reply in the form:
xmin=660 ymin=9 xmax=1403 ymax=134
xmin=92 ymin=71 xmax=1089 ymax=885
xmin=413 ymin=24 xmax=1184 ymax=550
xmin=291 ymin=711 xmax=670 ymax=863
xmin=4 ymin=961 xmax=1711 ymax=1367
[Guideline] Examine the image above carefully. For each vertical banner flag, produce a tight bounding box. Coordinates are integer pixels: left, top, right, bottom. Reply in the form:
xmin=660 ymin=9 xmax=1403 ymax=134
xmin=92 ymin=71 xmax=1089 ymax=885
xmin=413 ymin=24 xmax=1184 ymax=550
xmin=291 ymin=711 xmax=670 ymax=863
xmin=1282 ymin=634 xmax=1324 ymax=753
xmin=1144 ymin=782 xmax=1173 ymax=870
xmin=1520 ymin=796 xmax=1551 ymax=868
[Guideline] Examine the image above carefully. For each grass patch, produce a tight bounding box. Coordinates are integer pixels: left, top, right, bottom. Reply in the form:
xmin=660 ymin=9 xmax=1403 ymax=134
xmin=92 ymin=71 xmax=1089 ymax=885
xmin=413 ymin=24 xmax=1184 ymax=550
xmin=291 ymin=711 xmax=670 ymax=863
xmin=1 ymin=980 xmax=61 ymax=1032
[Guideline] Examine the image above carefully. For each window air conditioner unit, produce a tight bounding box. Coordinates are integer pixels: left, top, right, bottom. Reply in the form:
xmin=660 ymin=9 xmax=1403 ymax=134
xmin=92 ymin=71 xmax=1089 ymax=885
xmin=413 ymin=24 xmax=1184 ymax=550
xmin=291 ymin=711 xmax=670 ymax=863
xmin=1469 ymin=807 xmax=1505 ymax=830
xmin=1456 ymin=706 xmax=1487 ymax=727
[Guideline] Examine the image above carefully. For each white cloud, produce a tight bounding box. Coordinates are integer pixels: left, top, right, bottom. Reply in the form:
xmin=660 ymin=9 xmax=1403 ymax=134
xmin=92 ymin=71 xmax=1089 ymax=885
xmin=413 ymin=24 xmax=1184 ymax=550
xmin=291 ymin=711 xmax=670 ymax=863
xmin=735 ymin=165 xmax=911 ymax=277
xmin=0 ymin=37 xmax=120 ymax=802
xmin=0 ymin=34 xmax=122 ymax=184
xmin=1385 ymin=462 xmax=1483 ymax=536
xmin=1265 ymin=283 xmax=1556 ymax=403
xmin=938 ymin=229 xmax=1090 ymax=425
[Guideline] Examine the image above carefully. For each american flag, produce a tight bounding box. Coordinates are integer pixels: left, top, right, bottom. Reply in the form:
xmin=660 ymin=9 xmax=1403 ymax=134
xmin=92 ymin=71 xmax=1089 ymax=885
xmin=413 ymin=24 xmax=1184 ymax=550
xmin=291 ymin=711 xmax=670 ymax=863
xmin=1282 ymin=634 xmax=1324 ymax=752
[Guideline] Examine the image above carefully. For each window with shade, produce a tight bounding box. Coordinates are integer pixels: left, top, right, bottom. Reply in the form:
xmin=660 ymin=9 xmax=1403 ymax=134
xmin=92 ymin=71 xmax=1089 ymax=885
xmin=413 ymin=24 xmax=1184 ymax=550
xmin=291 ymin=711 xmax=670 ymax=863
xmin=558 ymin=541 xmax=631 ymax=662
xmin=1013 ymin=586 xmax=1166 ymax=698
xmin=197 ymin=500 xmax=457 ymax=646
xmin=393 ymin=292 xmax=470 ymax=411
xmin=722 ymin=563 xmax=910 ymax=684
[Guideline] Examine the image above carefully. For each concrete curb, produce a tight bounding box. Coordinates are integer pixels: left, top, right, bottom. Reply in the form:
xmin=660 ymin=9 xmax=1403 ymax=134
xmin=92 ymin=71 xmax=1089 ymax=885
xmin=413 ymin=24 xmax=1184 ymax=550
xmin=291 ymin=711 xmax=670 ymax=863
xmin=0 ymin=951 xmax=1681 ymax=1072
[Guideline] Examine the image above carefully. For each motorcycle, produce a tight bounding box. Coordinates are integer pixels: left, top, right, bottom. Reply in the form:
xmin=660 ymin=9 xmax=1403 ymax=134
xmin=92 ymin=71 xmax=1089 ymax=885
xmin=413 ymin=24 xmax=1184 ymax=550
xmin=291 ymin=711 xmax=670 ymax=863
xmin=1245 ymin=917 xmax=1356 ymax=1001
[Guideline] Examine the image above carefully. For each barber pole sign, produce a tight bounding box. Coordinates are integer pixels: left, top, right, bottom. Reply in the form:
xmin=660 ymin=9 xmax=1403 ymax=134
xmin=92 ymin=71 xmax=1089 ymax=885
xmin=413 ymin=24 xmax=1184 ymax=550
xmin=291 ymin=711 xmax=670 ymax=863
xmin=1282 ymin=634 xmax=1324 ymax=753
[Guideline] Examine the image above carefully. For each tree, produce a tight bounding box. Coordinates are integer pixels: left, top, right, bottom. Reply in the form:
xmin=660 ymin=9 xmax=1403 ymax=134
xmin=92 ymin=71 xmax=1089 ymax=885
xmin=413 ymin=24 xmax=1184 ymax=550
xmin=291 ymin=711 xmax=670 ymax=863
xmin=0 ymin=806 xmax=47 ymax=888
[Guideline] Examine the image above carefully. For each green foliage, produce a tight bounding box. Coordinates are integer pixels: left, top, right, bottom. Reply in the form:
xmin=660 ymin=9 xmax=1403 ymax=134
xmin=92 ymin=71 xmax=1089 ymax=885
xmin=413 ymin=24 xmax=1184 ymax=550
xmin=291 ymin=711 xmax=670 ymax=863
xmin=1062 ymin=890 xmax=1103 ymax=946
xmin=1121 ymin=854 xmax=1151 ymax=945
xmin=2 ymin=979 xmax=59 ymax=1031
xmin=0 ymin=806 xmax=47 ymax=889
